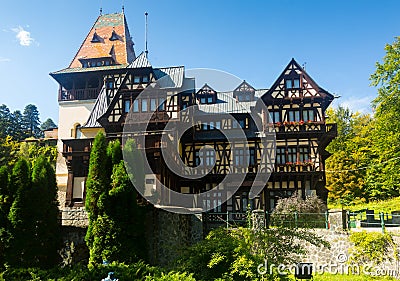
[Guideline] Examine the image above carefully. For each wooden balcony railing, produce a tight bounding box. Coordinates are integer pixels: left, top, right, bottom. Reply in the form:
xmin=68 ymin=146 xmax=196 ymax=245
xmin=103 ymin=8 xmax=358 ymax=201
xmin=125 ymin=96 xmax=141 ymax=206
xmin=59 ymin=87 xmax=100 ymax=101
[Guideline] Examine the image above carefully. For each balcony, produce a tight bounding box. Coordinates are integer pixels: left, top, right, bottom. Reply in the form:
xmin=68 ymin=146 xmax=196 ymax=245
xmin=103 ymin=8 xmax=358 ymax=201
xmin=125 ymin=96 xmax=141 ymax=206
xmin=59 ymin=87 xmax=100 ymax=101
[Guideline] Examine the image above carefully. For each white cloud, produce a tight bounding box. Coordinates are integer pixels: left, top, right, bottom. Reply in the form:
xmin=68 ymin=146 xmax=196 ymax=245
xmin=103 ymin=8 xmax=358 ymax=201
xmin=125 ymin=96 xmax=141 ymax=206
xmin=11 ymin=26 xmax=35 ymax=46
xmin=331 ymin=95 xmax=374 ymax=114
xmin=0 ymin=57 xmax=11 ymax=62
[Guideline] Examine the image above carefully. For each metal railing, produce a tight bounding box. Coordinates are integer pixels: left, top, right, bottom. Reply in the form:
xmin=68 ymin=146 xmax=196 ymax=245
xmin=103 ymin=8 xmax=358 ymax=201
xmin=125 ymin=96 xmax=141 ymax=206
xmin=203 ymin=211 xmax=329 ymax=230
xmin=347 ymin=210 xmax=400 ymax=233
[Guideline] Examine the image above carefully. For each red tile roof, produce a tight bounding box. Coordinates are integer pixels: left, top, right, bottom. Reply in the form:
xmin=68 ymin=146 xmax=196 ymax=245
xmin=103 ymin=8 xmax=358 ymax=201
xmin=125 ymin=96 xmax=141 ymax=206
xmin=68 ymin=13 xmax=136 ymax=69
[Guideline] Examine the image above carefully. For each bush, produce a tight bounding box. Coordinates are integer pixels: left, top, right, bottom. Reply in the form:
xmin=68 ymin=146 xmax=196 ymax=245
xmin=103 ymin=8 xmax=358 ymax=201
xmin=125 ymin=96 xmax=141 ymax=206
xmin=349 ymin=231 xmax=397 ymax=265
xmin=270 ymin=194 xmax=327 ymax=228
xmin=175 ymin=226 xmax=328 ymax=281
xmin=0 ymin=261 xmax=195 ymax=281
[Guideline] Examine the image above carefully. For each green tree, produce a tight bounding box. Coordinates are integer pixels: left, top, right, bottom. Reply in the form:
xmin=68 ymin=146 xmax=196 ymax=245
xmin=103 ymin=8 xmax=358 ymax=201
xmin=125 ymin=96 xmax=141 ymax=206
xmin=30 ymin=155 xmax=60 ymax=267
xmin=85 ymin=132 xmax=110 ymax=265
xmin=0 ymin=105 xmax=12 ymax=138
xmin=10 ymin=110 xmax=24 ymax=140
xmin=40 ymin=118 xmax=57 ymax=131
xmin=368 ymin=36 xmax=400 ymax=199
xmin=325 ymin=107 xmax=374 ymax=204
xmin=0 ymin=166 xmax=10 ymax=268
xmin=0 ymin=136 xmax=19 ymax=168
xmin=22 ymin=104 xmax=42 ymax=138
xmin=7 ymin=158 xmax=33 ymax=267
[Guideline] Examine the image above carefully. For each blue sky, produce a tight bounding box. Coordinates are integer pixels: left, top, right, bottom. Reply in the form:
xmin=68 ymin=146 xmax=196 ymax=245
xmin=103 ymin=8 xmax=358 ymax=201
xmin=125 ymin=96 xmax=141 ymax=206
xmin=0 ymin=0 xmax=399 ymax=124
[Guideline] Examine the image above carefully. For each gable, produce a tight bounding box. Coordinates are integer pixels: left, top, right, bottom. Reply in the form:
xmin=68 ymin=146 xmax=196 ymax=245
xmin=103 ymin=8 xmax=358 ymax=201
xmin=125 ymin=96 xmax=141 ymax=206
xmin=261 ymin=59 xmax=334 ymax=106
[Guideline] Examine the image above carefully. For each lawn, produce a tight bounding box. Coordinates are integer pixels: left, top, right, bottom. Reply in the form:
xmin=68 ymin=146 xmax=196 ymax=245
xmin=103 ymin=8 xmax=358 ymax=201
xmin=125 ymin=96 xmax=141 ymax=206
xmin=313 ymin=273 xmax=397 ymax=280
xmin=328 ymin=196 xmax=400 ymax=214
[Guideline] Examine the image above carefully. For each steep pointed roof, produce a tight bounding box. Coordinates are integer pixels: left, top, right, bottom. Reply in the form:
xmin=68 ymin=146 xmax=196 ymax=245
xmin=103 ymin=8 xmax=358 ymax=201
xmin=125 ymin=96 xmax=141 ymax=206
xmin=68 ymin=12 xmax=136 ymax=69
xmin=128 ymin=51 xmax=151 ymax=68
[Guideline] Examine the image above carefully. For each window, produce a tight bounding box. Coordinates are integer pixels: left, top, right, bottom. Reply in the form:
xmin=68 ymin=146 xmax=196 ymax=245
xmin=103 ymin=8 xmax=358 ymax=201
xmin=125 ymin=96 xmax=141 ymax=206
xmin=303 ymin=109 xmax=315 ymax=122
xmin=287 ymin=147 xmax=296 ymax=163
xmin=249 ymin=148 xmax=256 ymax=166
xmin=158 ymin=97 xmax=165 ymax=111
xmin=134 ymin=76 xmax=141 ymax=83
xmin=105 ymin=60 xmax=110 ymax=66
xmin=150 ymin=98 xmax=157 ymax=111
xmin=106 ymin=80 xmax=114 ymax=89
xmin=287 ymin=110 xmax=301 ymax=122
xmin=203 ymin=150 xmax=215 ymax=166
xmin=96 ymin=61 xmax=102 ymax=67
xmin=272 ymin=111 xmax=281 ymax=123
xmin=286 ymin=78 xmax=300 ymax=89
xmin=200 ymin=97 xmax=206 ymax=104
xmin=196 ymin=149 xmax=215 ymax=166
xmin=299 ymin=147 xmax=310 ymax=162
xmin=142 ymin=75 xmax=149 ymax=83
xmin=141 ymin=99 xmax=148 ymax=112
xmin=124 ymin=100 xmax=131 ymax=113
xmin=276 ymin=147 xmax=285 ymax=165
xmin=202 ymin=123 xmax=208 ymax=130
xmin=133 ymin=100 xmax=139 ymax=112
xmin=215 ymin=121 xmax=221 ymax=130
xmin=207 ymin=97 xmax=213 ymax=103
xmin=234 ymin=148 xmax=246 ymax=166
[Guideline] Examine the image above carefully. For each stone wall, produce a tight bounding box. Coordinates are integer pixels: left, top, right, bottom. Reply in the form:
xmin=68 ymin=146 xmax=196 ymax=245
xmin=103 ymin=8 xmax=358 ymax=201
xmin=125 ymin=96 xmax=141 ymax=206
xmin=60 ymin=206 xmax=89 ymax=227
xmin=301 ymin=229 xmax=400 ymax=278
xmin=145 ymin=207 xmax=203 ymax=266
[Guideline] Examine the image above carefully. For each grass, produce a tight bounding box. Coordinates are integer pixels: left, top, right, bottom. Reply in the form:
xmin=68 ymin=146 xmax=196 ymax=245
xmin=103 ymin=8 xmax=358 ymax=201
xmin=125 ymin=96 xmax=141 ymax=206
xmin=328 ymin=196 xmax=400 ymax=214
xmin=313 ymin=273 xmax=397 ymax=280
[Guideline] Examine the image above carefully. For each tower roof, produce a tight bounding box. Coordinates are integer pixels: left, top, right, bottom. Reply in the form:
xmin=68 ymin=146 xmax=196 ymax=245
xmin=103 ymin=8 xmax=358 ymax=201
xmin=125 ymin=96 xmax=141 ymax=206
xmin=68 ymin=12 xmax=136 ymax=69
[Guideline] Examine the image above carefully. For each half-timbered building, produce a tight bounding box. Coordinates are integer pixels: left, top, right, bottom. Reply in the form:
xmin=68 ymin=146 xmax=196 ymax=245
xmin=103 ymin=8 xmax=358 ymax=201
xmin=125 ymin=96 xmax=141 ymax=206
xmin=51 ymin=11 xmax=336 ymax=222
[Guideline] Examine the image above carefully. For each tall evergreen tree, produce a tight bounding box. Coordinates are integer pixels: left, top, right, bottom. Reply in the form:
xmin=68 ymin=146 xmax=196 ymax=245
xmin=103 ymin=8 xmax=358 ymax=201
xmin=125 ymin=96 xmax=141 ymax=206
xmin=7 ymin=158 xmax=33 ymax=266
xmin=0 ymin=166 xmax=10 ymax=268
xmin=10 ymin=110 xmax=25 ymax=140
xmin=0 ymin=105 xmax=12 ymax=139
xmin=30 ymin=155 xmax=60 ymax=267
xmin=22 ymin=104 xmax=42 ymax=138
xmin=40 ymin=118 xmax=57 ymax=131
xmin=85 ymin=132 xmax=110 ymax=265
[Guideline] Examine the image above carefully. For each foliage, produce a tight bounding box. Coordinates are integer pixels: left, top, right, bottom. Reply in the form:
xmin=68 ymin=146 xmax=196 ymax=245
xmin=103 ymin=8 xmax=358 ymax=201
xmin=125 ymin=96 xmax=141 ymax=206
xmin=0 ymin=136 xmax=19 ymax=168
xmin=22 ymin=104 xmax=42 ymax=138
xmin=367 ymin=36 xmax=400 ymax=200
xmin=0 ymin=104 xmax=49 ymax=141
xmin=175 ymin=227 xmax=328 ymax=281
xmin=0 ymin=166 xmax=9 ymax=268
xmin=328 ymin=196 xmax=400 ymax=213
xmin=349 ymin=231 xmax=397 ymax=265
xmin=325 ymin=107 xmax=374 ymax=205
xmin=0 ymin=261 xmax=196 ymax=281
xmin=18 ymin=141 xmax=57 ymax=167
xmin=30 ymin=156 xmax=61 ymax=267
xmin=85 ymin=132 xmax=110 ymax=265
xmin=86 ymin=134 xmax=145 ymax=266
xmin=40 ymin=118 xmax=57 ymax=131
xmin=5 ymin=157 xmax=60 ymax=268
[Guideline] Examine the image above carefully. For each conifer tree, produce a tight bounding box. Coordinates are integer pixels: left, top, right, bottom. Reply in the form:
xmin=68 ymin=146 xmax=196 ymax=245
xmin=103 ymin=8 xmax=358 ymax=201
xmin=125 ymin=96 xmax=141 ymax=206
xmin=0 ymin=166 xmax=9 ymax=268
xmin=85 ymin=132 xmax=110 ymax=265
xmin=30 ymin=155 xmax=60 ymax=267
xmin=7 ymin=158 xmax=33 ymax=266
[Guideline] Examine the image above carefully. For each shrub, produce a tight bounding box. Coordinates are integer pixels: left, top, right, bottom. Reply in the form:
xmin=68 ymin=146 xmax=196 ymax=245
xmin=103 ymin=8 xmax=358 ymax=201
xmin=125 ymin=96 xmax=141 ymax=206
xmin=270 ymin=193 xmax=327 ymax=228
xmin=349 ymin=231 xmax=398 ymax=265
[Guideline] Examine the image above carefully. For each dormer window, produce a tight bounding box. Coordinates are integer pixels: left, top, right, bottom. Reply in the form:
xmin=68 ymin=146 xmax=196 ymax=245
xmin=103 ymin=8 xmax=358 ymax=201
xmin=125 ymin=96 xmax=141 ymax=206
xmin=109 ymin=29 xmax=119 ymax=41
xmin=233 ymin=81 xmax=256 ymax=102
xmin=91 ymin=31 xmax=102 ymax=43
xmin=196 ymin=84 xmax=217 ymax=104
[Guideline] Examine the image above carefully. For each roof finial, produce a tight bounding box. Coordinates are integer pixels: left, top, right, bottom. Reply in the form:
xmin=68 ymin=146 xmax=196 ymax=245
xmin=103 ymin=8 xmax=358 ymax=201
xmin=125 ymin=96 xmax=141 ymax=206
xmin=302 ymin=62 xmax=307 ymax=70
xmin=145 ymin=12 xmax=149 ymax=57
xmin=100 ymin=7 xmax=102 ymax=15
xmin=122 ymin=5 xmax=125 ymax=13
